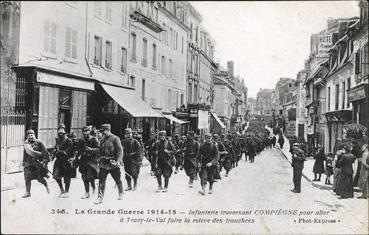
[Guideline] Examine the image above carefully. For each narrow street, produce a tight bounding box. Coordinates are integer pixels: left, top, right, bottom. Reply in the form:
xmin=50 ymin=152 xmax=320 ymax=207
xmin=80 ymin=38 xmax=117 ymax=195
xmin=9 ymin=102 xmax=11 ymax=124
xmin=2 ymin=148 xmax=367 ymax=234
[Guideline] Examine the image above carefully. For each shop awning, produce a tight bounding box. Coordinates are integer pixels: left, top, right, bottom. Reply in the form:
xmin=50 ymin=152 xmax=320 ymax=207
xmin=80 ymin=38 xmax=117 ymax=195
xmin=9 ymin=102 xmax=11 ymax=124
xmin=211 ymin=112 xmax=226 ymax=129
xmin=163 ymin=114 xmax=189 ymax=125
xmin=101 ymin=84 xmax=162 ymax=118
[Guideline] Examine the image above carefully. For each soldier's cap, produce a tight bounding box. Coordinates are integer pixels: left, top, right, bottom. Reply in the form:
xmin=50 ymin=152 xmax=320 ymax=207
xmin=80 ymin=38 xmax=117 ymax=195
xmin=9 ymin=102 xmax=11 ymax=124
xmin=187 ymin=131 xmax=195 ymax=136
xmin=220 ymin=134 xmax=225 ymax=137
xmin=82 ymin=126 xmax=91 ymax=132
xmin=26 ymin=129 xmax=35 ymax=136
xmin=205 ymin=133 xmax=212 ymax=138
xmin=100 ymin=124 xmax=111 ymax=131
xmin=125 ymin=128 xmax=132 ymax=134
xmin=293 ymin=143 xmax=300 ymax=147
xmin=158 ymin=130 xmax=166 ymax=137
xmin=68 ymin=132 xmax=77 ymax=139
xmin=213 ymin=134 xmax=219 ymax=138
xmin=57 ymin=124 xmax=66 ymax=132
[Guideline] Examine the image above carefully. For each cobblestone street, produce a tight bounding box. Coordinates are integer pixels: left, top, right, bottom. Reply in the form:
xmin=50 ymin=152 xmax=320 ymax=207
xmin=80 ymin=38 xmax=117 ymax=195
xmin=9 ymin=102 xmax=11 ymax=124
xmin=2 ymin=147 xmax=367 ymax=234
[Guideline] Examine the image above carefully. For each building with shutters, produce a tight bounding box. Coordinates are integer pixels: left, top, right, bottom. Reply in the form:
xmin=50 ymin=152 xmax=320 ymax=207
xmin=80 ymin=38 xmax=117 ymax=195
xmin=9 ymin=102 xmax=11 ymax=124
xmin=323 ymin=17 xmax=359 ymax=153
xmin=348 ymin=0 xmax=368 ymax=138
xmin=185 ymin=3 xmax=217 ymax=134
xmin=13 ymin=2 xmax=95 ymax=149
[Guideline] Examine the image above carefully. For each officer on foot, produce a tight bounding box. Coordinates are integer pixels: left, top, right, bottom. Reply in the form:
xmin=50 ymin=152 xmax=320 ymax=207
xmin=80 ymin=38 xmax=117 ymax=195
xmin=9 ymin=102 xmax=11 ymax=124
xmin=291 ymin=143 xmax=306 ymax=193
xmin=95 ymin=124 xmax=124 ymax=204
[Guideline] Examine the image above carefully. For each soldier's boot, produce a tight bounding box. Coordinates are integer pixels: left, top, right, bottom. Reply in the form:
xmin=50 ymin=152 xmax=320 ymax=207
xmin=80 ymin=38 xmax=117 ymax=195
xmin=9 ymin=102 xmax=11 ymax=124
xmin=95 ymin=181 xmax=106 ymax=204
xmin=189 ymin=179 xmax=194 ymax=188
xmin=163 ymin=177 xmax=169 ymax=192
xmin=133 ymin=179 xmax=138 ymax=191
xmin=81 ymin=192 xmax=90 ymax=199
xmin=198 ymin=185 xmax=206 ymax=195
xmin=209 ymin=183 xmax=213 ymax=194
xmin=22 ymin=180 xmax=32 ymax=198
xmin=38 ymin=177 xmax=49 ymax=194
xmin=156 ymin=177 xmax=163 ymax=192
xmin=56 ymin=179 xmax=65 ymax=197
xmin=94 ymin=197 xmax=103 ymax=204
xmin=125 ymin=177 xmax=132 ymax=191
xmin=117 ymin=182 xmax=124 ymax=200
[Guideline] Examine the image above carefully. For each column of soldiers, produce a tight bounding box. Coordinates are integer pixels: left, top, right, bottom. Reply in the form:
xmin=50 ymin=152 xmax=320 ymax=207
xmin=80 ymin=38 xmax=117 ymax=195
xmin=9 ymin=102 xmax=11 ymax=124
xmin=22 ymin=123 xmax=273 ymax=200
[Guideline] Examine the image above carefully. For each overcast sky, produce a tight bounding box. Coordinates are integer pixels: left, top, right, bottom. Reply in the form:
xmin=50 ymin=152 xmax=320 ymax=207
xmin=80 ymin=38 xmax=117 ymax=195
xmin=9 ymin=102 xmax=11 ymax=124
xmin=191 ymin=1 xmax=359 ymax=98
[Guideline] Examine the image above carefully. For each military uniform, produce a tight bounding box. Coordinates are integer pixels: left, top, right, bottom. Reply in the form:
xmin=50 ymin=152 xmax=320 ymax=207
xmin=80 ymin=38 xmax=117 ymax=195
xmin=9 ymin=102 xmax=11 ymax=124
xmin=198 ymin=141 xmax=218 ymax=186
xmin=152 ymin=131 xmax=176 ymax=192
xmin=22 ymin=129 xmax=50 ymax=197
xmin=78 ymin=129 xmax=100 ymax=198
xmin=122 ymin=135 xmax=142 ymax=191
xmin=222 ymin=137 xmax=233 ymax=176
xmin=96 ymin=124 xmax=123 ymax=203
xmin=53 ymin=129 xmax=74 ymax=197
xmin=183 ymin=136 xmax=200 ymax=186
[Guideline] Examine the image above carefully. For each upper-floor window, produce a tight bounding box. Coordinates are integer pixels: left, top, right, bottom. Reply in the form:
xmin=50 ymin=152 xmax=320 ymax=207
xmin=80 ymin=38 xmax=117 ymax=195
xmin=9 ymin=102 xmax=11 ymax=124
xmin=347 ymin=77 xmax=351 ymax=108
xmin=152 ymin=44 xmax=157 ymax=69
xmin=169 ymin=59 xmax=173 ymax=78
xmin=161 ymin=55 xmax=166 ymax=75
xmin=65 ymin=27 xmax=77 ymax=59
xmin=335 ymin=84 xmax=339 ymax=110
xmin=94 ymin=36 xmax=102 ymax=66
xmin=122 ymin=2 xmax=128 ymax=29
xmin=94 ymin=2 xmax=102 ymax=17
xmin=142 ymin=38 xmax=148 ymax=67
xmin=121 ymin=47 xmax=127 ymax=73
xmin=105 ymin=41 xmax=112 ymax=69
xmin=105 ymin=2 xmax=112 ymax=22
xmin=131 ymin=33 xmax=137 ymax=62
xmin=43 ymin=20 xmax=57 ymax=54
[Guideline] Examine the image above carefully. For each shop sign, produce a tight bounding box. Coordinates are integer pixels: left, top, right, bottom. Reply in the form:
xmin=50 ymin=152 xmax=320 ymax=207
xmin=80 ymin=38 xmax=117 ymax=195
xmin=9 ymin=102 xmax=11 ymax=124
xmin=198 ymin=110 xmax=209 ymax=129
xmin=286 ymin=122 xmax=296 ymax=136
xmin=348 ymin=85 xmax=368 ymax=102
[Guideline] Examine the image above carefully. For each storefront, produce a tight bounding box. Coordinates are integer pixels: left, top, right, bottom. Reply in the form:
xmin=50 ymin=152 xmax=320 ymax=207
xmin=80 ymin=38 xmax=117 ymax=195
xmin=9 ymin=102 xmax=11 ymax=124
xmin=91 ymin=83 xmax=163 ymax=140
xmin=324 ymin=110 xmax=352 ymax=153
xmin=14 ymin=67 xmax=94 ymax=149
xmin=348 ymin=83 xmax=369 ymax=130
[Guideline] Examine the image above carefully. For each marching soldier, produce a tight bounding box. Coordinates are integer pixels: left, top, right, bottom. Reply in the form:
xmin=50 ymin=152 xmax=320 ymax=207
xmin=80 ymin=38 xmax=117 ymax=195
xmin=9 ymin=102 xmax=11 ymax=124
xmin=78 ymin=126 xmax=100 ymax=199
xmin=173 ymin=134 xmax=184 ymax=174
xmin=146 ymin=132 xmax=158 ymax=176
xmin=22 ymin=129 xmax=50 ymax=198
xmin=68 ymin=132 xmax=79 ymax=179
xmin=122 ymin=128 xmax=142 ymax=191
xmin=152 ymin=131 xmax=176 ymax=192
xmin=52 ymin=124 xmax=74 ymax=198
xmin=198 ymin=133 xmax=219 ymax=195
xmin=95 ymin=124 xmax=124 ymax=204
xmin=183 ymin=131 xmax=200 ymax=188
xmin=213 ymin=134 xmax=226 ymax=181
xmin=222 ymin=135 xmax=234 ymax=177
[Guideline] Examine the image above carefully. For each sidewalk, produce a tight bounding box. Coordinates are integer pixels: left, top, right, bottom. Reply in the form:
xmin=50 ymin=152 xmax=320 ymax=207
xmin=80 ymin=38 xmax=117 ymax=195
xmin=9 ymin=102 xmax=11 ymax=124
xmin=276 ymin=138 xmax=333 ymax=190
xmin=277 ymin=137 xmax=362 ymax=192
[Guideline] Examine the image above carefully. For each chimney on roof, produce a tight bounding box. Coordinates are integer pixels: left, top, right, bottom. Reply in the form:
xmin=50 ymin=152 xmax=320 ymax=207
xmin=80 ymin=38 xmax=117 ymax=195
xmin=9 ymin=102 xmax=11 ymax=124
xmin=227 ymin=61 xmax=234 ymax=78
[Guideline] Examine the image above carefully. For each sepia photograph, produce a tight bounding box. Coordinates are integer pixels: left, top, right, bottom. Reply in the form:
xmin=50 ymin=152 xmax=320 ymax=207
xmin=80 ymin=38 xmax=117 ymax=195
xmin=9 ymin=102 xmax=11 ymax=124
xmin=1 ymin=1 xmax=368 ymax=234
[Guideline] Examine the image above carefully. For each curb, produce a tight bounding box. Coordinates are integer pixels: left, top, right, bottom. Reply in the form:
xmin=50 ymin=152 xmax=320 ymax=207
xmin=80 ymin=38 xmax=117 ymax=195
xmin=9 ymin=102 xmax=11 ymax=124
xmin=276 ymin=147 xmax=316 ymax=186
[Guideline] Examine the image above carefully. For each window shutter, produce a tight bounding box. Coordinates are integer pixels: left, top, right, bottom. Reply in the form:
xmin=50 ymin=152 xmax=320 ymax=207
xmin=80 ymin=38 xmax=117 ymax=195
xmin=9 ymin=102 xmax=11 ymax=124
xmin=355 ymin=52 xmax=360 ymax=74
xmin=65 ymin=27 xmax=71 ymax=57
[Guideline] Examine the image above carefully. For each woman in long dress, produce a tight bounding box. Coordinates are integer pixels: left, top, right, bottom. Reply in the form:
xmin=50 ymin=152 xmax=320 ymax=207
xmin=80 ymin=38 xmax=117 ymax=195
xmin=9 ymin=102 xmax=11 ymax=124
xmin=336 ymin=145 xmax=356 ymax=199
xmin=313 ymin=146 xmax=325 ymax=181
xmin=358 ymin=144 xmax=368 ymax=199
xmin=333 ymin=149 xmax=345 ymax=193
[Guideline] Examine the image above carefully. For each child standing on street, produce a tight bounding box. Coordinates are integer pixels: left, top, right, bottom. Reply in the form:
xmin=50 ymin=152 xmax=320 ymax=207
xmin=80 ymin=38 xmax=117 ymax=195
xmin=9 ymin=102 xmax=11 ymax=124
xmin=325 ymin=153 xmax=334 ymax=185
